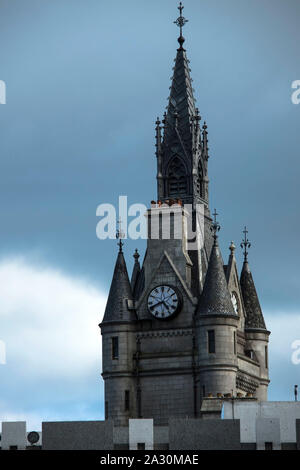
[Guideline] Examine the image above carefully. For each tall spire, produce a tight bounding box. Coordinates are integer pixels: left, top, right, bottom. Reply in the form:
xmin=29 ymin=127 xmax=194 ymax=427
xmin=240 ymin=229 xmax=267 ymax=330
xmin=156 ymin=3 xmax=210 ymax=206
xmin=197 ymin=212 xmax=236 ymax=316
xmin=163 ymin=3 xmax=196 ymax=155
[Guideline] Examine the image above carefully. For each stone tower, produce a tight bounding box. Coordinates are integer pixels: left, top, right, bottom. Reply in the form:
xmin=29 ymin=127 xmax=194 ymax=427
xmin=195 ymin=217 xmax=239 ymax=399
xmin=100 ymin=3 xmax=270 ymax=426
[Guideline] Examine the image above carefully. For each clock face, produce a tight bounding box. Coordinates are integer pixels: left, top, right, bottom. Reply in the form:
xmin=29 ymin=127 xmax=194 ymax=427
xmin=231 ymin=292 xmax=239 ymax=314
xmin=147 ymin=285 xmax=180 ymax=319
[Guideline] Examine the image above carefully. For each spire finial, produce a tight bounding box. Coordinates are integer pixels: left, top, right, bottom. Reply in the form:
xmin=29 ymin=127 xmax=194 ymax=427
xmin=195 ymin=107 xmax=201 ymax=122
xmin=229 ymin=241 xmax=236 ymax=255
xmin=133 ymin=248 xmax=140 ymax=263
xmin=240 ymin=226 xmax=251 ymax=262
xmin=211 ymin=209 xmax=221 ymax=241
xmin=174 ymin=2 xmax=188 ymax=49
xmin=116 ymin=218 xmax=125 ymax=252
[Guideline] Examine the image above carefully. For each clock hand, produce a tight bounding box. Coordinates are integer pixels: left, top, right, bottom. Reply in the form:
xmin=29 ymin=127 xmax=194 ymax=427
xmin=150 ymin=300 xmax=164 ymax=308
xmin=151 ymin=300 xmax=169 ymax=311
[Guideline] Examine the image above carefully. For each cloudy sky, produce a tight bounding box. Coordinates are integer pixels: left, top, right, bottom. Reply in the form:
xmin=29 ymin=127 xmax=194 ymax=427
xmin=0 ymin=0 xmax=300 ymax=430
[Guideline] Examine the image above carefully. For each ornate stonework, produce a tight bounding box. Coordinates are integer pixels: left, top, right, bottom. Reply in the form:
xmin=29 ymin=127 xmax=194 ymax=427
xmin=100 ymin=4 xmax=270 ymax=426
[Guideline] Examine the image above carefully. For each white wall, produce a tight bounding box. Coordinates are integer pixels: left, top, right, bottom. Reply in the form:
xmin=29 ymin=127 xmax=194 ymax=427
xmin=129 ymin=419 xmax=153 ymax=450
xmin=224 ymin=401 xmax=300 ymax=446
xmin=1 ymin=422 xmax=27 ymax=450
xmin=256 ymin=418 xmax=280 ymax=450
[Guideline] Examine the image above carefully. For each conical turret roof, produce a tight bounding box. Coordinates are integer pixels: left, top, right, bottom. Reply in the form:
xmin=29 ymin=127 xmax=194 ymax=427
xmin=102 ymin=248 xmax=136 ymax=323
xmin=240 ymin=261 xmax=266 ymax=330
xmin=197 ymin=237 xmax=236 ymax=316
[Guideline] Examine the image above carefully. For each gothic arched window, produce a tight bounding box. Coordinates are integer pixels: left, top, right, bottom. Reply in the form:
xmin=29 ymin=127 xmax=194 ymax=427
xmin=168 ymin=157 xmax=187 ymax=197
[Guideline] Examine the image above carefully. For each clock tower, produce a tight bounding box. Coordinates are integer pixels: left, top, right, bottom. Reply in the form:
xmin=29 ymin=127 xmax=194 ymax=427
xmin=100 ymin=3 xmax=270 ymax=426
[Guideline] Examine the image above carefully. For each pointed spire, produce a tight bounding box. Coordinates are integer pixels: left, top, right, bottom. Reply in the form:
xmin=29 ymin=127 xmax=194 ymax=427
xmin=240 ymin=230 xmax=267 ymax=330
xmin=157 ymin=2 xmax=209 ymax=206
xmin=163 ymin=3 xmax=196 ymax=155
xmin=197 ymin=213 xmax=236 ymax=316
xmin=131 ymin=248 xmax=141 ymax=290
xmin=192 ymin=108 xmax=201 ymax=154
xmin=229 ymin=241 xmax=236 ymax=256
xmin=155 ymin=117 xmax=162 ymax=153
xmin=202 ymin=121 xmax=209 ymax=160
xmin=225 ymin=241 xmax=237 ymax=283
xmin=102 ymin=248 xmax=136 ymax=323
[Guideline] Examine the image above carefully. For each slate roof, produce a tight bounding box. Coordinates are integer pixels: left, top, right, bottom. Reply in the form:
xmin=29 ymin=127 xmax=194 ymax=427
xmin=163 ymin=47 xmax=197 ymax=156
xmin=102 ymin=249 xmax=136 ymax=323
xmin=197 ymin=238 xmax=236 ymax=316
xmin=240 ymin=261 xmax=266 ymax=330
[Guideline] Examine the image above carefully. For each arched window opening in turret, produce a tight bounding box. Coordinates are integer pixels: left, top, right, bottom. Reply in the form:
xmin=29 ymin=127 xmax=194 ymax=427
xmin=168 ymin=157 xmax=187 ymax=197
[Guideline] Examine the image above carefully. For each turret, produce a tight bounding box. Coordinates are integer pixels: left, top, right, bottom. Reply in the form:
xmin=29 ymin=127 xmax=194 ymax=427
xmin=240 ymin=227 xmax=270 ymax=400
xmin=195 ymin=211 xmax=239 ymax=401
xmin=100 ymin=232 xmax=138 ymax=425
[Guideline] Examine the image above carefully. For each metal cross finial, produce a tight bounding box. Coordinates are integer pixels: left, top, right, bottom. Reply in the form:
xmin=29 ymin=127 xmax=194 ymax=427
xmin=116 ymin=218 xmax=125 ymax=252
xmin=174 ymin=2 xmax=188 ymax=48
xmin=213 ymin=209 xmax=218 ymax=224
xmin=240 ymin=226 xmax=251 ymax=261
xmin=211 ymin=208 xmax=221 ymax=240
